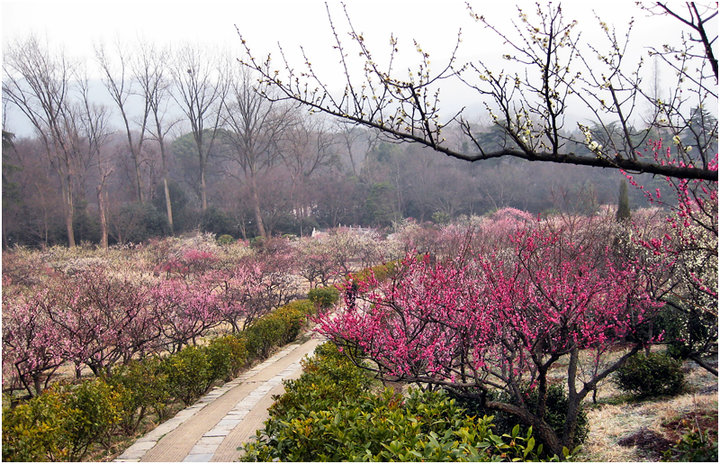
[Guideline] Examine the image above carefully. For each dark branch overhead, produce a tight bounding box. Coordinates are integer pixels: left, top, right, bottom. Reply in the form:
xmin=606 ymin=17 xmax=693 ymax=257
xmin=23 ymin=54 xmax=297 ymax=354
xmin=238 ymin=2 xmax=718 ymax=182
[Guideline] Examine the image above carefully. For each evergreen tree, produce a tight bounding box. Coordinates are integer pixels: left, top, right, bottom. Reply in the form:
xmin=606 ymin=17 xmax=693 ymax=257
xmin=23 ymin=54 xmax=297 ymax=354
xmin=616 ymin=179 xmax=631 ymax=222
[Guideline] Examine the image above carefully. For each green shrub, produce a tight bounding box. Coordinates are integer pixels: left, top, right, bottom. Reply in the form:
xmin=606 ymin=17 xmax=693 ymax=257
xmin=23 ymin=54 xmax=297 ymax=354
xmin=2 ymin=390 xmax=72 ymax=461
xmin=217 ymin=234 xmax=235 ymax=245
xmin=108 ymin=357 xmax=172 ymax=433
xmin=244 ymin=300 xmax=312 ymax=359
xmin=275 ymin=300 xmax=312 ymax=343
xmin=654 ymin=301 xmax=717 ymax=362
xmin=450 ymin=383 xmax=588 ymax=453
xmin=662 ymin=429 xmax=718 ymax=462
xmin=62 ymin=378 xmax=122 ymax=459
xmin=352 ymin=260 xmax=400 ymax=285
xmin=165 ymin=346 xmax=214 ymax=406
xmin=3 ymin=379 xmax=123 ymax=461
xmin=613 ymin=352 xmax=685 ymax=399
xmin=268 ymin=342 xmax=372 ymax=418
xmin=244 ymin=343 xmax=542 ymax=462
xmin=206 ymin=335 xmax=248 ymax=381
xmin=244 ymin=313 xmax=286 ymax=359
xmin=307 ymin=286 xmax=340 ymax=309
xmin=245 ymin=387 xmax=540 ymax=462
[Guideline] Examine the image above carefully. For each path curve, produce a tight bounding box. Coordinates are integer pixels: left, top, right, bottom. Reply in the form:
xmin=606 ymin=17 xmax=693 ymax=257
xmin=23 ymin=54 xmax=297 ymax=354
xmin=115 ymin=335 xmax=323 ymax=462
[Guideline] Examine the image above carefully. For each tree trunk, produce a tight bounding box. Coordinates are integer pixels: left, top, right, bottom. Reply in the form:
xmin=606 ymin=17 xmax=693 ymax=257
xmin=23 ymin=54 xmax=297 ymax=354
xmin=486 ymin=399 xmax=563 ymax=456
xmin=200 ymin=168 xmax=208 ymax=212
xmin=64 ymin=181 xmax=76 ymax=247
xmin=134 ymin=154 xmax=144 ymax=203
xmin=250 ymin=174 xmax=266 ymax=238
xmin=163 ymin=177 xmax=174 ymax=234
xmin=97 ymin=184 xmax=108 ymax=250
xmin=562 ymin=347 xmax=581 ymax=448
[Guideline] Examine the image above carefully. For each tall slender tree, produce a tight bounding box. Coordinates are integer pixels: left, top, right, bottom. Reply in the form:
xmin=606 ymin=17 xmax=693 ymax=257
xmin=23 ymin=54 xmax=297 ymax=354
xmin=96 ymin=42 xmax=150 ymax=203
xmin=616 ymin=178 xmax=631 ymax=222
xmin=134 ymin=42 xmax=178 ymax=233
xmin=222 ymin=68 xmax=292 ymax=238
xmin=3 ymin=36 xmax=80 ymax=246
xmin=171 ymin=45 xmax=228 ymax=212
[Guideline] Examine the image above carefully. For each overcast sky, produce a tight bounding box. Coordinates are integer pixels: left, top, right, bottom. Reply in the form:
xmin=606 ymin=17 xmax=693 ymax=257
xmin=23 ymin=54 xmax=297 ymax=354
xmin=1 ymin=0 xmax=710 ymax=136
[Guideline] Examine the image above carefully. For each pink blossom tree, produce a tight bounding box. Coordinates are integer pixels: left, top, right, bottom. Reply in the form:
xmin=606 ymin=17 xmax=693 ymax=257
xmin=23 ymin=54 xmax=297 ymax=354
xmin=44 ymin=268 xmax=158 ymax=377
xmin=2 ymin=289 xmax=64 ymax=397
xmin=150 ymin=278 xmax=222 ymax=352
xmin=317 ymin=225 xmax=661 ymax=454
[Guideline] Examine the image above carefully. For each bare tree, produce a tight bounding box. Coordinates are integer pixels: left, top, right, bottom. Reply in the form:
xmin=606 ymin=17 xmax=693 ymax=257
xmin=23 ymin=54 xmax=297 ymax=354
xmin=171 ymin=45 xmax=229 ymax=212
xmin=78 ymin=75 xmax=113 ymax=249
xmin=281 ymin=114 xmax=338 ymax=234
xmin=3 ymin=36 xmax=81 ymax=246
xmin=238 ymin=2 xmax=717 ymax=181
xmin=222 ymin=68 xmax=293 ymax=238
xmin=134 ymin=42 xmax=179 ymax=233
xmin=96 ymin=42 xmax=150 ymax=203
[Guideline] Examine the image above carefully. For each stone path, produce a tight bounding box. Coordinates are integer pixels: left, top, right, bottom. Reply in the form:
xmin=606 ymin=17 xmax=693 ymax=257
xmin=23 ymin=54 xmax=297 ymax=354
xmin=115 ymin=335 xmax=323 ymax=462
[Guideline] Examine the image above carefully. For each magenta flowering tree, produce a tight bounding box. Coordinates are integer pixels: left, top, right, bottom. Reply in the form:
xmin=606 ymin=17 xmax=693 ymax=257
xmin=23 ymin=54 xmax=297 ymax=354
xmin=624 ymin=143 xmax=717 ymax=374
xmin=296 ymin=240 xmax=338 ymax=288
xmin=206 ymin=266 xmax=262 ymax=333
xmin=156 ymin=248 xmax=218 ymax=279
xmin=317 ymin=225 xmax=661 ymax=454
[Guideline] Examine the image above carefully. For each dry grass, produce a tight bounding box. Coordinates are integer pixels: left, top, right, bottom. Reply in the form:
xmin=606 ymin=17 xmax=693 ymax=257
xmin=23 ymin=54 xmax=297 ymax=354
xmin=577 ymin=358 xmax=718 ymax=462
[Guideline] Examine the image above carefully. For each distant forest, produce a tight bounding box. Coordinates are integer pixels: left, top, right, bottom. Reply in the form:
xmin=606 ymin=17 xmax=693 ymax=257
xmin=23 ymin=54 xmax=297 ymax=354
xmin=3 ymin=121 xmax=685 ymax=248
xmin=3 ymin=38 xmax=715 ymax=248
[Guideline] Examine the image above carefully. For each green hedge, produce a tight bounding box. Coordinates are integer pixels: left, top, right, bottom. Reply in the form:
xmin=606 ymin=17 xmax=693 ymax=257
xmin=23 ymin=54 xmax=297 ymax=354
xmin=243 ymin=343 xmax=543 ymax=462
xmin=244 ymin=299 xmax=313 ymax=359
xmin=307 ymin=286 xmax=340 ymax=309
xmin=2 ymin=379 xmax=122 ymax=461
xmin=2 ymin=297 xmax=315 ymax=462
xmin=350 ymin=259 xmax=401 ymax=285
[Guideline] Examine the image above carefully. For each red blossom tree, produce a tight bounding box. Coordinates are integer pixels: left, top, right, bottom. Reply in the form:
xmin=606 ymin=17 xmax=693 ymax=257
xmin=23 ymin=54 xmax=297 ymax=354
xmin=317 ymin=225 xmax=661 ymax=454
xmin=624 ymin=143 xmax=718 ymax=374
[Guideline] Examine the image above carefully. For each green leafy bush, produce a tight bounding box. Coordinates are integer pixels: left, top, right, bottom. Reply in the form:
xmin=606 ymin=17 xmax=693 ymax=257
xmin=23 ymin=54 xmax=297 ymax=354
xmin=352 ymin=259 xmax=400 ymax=285
xmin=246 ymin=387 xmax=539 ymax=461
xmin=450 ymin=383 xmax=588 ymax=453
xmin=2 ymin=379 xmax=122 ymax=462
xmin=2 ymin=390 xmax=72 ymax=461
xmin=268 ymin=342 xmax=372 ymax=418
xmin=217 ymin=234 xmax=235 ymax=245
xmin=613 ymin=352 xmax=685 ymax=399
xmin=662 ymin=429 xmax=718 ymax=462
xmin=244 ymin=343 xmax=542 ymax=462
xmin=307 ymin=286 xmax=340 ymax=309
xmin=244 ymin=300 xmax=312 ymax=359
xmin=206 ymin=335 xmax=248 ymax=382
xmin=108 ymin=357 xmax=172 ymax=433
xmin=164 ymin=346 xmax=214 ymax=406
xmin=62 ymin=378 xmax=122 ymax=459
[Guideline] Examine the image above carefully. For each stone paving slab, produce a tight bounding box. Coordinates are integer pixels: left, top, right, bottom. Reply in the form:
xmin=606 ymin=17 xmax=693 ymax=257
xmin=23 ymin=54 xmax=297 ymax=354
xmin=115 ymin=336 xmax=322 ymax=462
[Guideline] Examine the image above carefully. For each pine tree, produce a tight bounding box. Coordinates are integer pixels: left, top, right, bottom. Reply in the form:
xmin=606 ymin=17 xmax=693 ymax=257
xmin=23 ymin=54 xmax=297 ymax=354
xmin=616 ymin=179 xmax=631 ymax=222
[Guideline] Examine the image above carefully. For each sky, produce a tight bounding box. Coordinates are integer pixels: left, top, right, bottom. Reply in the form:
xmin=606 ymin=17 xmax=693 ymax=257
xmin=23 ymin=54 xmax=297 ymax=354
xmin=1 ymin=0 xmax=710 ymax=136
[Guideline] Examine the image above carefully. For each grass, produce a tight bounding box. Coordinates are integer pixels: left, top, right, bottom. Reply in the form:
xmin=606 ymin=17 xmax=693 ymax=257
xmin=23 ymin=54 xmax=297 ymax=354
xmin=576 ymin=357 xmax=717 ymax=462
